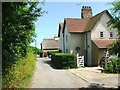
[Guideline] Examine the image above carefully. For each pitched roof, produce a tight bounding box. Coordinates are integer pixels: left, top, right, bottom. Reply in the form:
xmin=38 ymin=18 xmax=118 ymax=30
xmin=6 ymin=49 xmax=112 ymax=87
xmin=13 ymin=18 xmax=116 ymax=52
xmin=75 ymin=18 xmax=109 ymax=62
xmin=63 ymin=18 xmax=89 ymax=33
xmin=62 ymin=10 xmax=112 ymax=34
xmin=92 ymin=40 xmax=115 ymax=49
xmin=42 ymin=38 xmax=60 ymax=50
xmin=58 ymin=23 xmax=64 ymax=37
xmin=84 ymin=10 xmax=112 ymax=32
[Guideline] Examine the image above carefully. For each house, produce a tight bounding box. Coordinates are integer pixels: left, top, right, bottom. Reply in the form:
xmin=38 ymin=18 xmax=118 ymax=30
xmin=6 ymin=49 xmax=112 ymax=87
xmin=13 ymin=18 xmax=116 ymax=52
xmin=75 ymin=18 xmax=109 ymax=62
xmin=58 ymin=6 xmax=118 ymax=66
xmin=41 ymin=36 xmax=60 ymax=56
xmin=58 ymin=23 xmax=64 ymax=52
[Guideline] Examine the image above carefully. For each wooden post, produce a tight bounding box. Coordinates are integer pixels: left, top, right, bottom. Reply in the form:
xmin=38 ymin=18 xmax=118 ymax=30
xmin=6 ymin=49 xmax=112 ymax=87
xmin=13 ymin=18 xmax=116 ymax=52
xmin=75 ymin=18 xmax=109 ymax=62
xmin=105 ymin=51 xmax=108 ymax=69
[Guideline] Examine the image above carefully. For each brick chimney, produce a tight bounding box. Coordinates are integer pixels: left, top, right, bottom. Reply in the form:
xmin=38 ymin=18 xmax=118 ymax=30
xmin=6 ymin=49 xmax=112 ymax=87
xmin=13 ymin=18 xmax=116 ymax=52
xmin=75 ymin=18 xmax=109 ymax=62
xmin=81 ymin=6 xmax=92 ymax=19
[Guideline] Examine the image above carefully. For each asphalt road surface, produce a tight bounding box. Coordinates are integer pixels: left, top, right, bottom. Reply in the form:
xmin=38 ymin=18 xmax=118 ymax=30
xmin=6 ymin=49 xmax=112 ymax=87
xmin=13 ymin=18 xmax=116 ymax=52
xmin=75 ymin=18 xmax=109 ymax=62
xmin=29 ymin=57 xmax=90 ymax=88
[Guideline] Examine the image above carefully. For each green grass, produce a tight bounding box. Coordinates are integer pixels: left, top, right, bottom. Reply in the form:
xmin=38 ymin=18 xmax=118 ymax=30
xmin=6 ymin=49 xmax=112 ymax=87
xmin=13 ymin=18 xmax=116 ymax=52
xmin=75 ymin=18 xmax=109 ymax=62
xmin=2 ymin=52 xmax=36 ymax=88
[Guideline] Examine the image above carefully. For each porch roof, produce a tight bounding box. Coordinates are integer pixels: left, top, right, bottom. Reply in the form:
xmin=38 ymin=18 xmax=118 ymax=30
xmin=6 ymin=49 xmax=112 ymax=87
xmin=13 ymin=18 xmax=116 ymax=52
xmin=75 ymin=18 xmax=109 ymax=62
xmin=92 ymin=40 xmax=115 ymax=49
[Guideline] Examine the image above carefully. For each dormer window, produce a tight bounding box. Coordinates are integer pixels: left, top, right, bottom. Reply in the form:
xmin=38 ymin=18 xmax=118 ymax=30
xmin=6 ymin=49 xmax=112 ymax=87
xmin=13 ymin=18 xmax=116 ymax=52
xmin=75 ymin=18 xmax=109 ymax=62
xmin=99 ymin=32 xmax=103 ymax=38
xmin=110 ymin=32 xmax=113 ymax=38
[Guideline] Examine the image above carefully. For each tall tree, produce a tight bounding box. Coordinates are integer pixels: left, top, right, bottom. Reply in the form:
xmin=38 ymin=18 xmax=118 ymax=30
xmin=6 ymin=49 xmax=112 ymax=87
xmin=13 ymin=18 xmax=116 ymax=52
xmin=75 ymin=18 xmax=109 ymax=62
xmin=2 ymin=2 xmax=45 ymax=72
xmin=108 ymin=0 xmax=120 ymax=35
xmin=108 ymin=0 xmax=120 ymax=57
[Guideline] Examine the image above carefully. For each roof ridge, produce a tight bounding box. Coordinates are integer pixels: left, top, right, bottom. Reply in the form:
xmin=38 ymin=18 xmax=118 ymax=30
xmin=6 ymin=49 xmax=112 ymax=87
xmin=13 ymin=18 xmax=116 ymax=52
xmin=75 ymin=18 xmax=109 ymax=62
xmin=84 ymin=10 xmax=109 ymax=32
xmin=65 ymin=18 xmax=90 ymax=20
xmin=90 ymin=10 xmax=107 ymax=19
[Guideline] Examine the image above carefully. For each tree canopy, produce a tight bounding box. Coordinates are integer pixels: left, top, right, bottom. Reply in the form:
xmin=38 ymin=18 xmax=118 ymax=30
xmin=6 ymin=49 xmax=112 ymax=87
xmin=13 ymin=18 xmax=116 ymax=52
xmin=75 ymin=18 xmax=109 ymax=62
xmin=107 ymin=1 xmax=120 ymax=57
xmin=108 ymin=0 xmax=120 ymax=36
xmin=2 ymin=2 xmax=45 ymax=71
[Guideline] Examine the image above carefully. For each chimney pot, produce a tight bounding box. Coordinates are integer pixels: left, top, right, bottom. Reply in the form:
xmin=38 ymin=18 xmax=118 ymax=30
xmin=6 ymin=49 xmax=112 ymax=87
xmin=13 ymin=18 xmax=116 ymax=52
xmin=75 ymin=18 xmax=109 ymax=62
xmin=81 ymin=6 xmax=92 ymax=19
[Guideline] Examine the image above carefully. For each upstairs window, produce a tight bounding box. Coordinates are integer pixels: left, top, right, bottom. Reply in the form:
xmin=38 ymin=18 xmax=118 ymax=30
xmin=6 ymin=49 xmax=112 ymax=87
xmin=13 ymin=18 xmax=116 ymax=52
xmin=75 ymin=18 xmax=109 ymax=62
xmin=110 ymin=32 xmax=113 ymax=38
xmin=99 ymin=32 xmax=103 ymax=38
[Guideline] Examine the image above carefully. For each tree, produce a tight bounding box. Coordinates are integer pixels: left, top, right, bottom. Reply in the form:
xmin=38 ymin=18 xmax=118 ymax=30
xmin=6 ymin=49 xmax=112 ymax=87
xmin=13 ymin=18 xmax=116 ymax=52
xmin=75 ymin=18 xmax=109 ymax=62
xmin=2 ymin=2 xmax=45 ymax=72
xmin=107 ymin=1 xmax=120 ymax=57
xmin=108 ymin=0 xmax=120 ymax=35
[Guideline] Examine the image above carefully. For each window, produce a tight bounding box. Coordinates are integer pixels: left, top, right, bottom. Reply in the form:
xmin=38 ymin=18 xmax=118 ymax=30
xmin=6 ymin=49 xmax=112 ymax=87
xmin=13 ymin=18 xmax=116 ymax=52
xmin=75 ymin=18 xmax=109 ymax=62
xmin=99 ymin=32 xmax=103 ymax=38
xmin=110 ymin=32 xmax=113 ymax=38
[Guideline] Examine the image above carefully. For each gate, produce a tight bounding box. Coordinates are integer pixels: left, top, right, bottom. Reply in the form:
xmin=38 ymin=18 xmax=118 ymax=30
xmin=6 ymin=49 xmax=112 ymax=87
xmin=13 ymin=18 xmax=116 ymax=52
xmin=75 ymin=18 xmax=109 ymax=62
xmin=77 ymin=53 xmax=84 ymax=67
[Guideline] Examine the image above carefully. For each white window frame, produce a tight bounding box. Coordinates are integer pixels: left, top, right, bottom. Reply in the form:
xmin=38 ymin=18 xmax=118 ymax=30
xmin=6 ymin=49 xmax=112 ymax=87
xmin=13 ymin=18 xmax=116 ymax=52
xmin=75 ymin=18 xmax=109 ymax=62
xmin=99 ymin=31 xmax=104 ymax=39
xmin=109 ymin=32 xmax=113 ymax=38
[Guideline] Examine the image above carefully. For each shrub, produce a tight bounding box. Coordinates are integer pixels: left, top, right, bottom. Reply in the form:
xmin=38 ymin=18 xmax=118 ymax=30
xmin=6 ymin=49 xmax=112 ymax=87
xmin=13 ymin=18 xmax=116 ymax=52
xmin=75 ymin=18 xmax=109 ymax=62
xmin=51 ymin=53 xmax=77 ymax=69
xmin=2 ymin=52 xmax=36 ymax=88
xmin=104 ymin=57 xmax=120 ymax=73
xmin=48 ymin=50 xmax=59 ymax=54
xmin=47 ymin=50 xmax=59 ymax=57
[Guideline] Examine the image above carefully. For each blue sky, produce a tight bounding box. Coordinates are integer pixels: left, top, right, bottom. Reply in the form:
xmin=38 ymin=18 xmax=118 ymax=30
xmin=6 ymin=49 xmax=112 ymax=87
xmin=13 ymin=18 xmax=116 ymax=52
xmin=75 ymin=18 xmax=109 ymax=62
xmin=31 ymin=2 xmax=113 ymax=49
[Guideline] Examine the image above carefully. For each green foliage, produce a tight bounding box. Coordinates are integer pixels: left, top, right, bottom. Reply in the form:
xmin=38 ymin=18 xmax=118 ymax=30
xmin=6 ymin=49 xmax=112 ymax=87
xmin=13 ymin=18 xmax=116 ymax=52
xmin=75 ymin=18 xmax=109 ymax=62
xmin=47 ymin=50 xmax=61 ymax=57
xmin=107 ymin=1 xmax=120 ymax=57
xmin=51 ymin=53 xmax=77 ymax=69
xmin=48 ymin=50 xmax=60 ymax=53
xmin=2 ymin=2 xmax=46 ymax=88
xmin=2 ymin=2 xmax=45 ymax=73
xmin=108 ymin=1 xmax=120 ymax=35
xmin=104 ymin=58 xmax=120 ymax=73
xmin=29 ymin=46 xmax=41 ymax=55
xmin=2 ymin=52 xmax=36 ymax=88
xmin=108 ymin=40 xmax=120 ymax=57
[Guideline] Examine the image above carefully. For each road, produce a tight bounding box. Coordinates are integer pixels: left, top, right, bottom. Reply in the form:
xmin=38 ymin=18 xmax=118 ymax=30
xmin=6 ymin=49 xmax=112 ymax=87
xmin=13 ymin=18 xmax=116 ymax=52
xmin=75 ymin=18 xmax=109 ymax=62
xmin=29 ymin=57 xmax=90 ymax=88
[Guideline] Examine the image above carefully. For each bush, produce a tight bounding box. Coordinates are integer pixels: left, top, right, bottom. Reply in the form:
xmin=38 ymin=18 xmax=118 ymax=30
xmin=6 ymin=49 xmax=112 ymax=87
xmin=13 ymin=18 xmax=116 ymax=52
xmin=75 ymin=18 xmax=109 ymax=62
xmin=51 ymin=53 xmax=77 ymax=69
xmin=47 ymin=50 xmax=62 ymax=58
xmin=2 ymin=52 xmax=36 ymax=88
xmin=29 ymin=46 xmax=41 ymax=55
xmin=104 ymin=57 xmax=120 ymax=73
xmin=48 ymin=50 xmax=59 ymax=55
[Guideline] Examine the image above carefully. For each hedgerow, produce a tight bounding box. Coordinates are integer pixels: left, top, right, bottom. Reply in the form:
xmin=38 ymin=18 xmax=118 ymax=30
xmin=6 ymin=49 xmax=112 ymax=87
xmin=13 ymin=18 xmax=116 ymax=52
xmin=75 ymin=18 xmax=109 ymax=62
xmin=2 ymin=52 xmax=36 ymax=88
xmin=51 ymin=53 xmax=77 ymax=69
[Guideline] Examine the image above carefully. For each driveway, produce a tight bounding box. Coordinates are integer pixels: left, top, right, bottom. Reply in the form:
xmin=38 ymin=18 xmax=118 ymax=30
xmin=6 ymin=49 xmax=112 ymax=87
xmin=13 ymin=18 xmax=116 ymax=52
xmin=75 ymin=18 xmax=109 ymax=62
xmin=69 ymin=67 xmax=119 ymax=88
xmin=29 ymin=57 xmax=90 ymax=88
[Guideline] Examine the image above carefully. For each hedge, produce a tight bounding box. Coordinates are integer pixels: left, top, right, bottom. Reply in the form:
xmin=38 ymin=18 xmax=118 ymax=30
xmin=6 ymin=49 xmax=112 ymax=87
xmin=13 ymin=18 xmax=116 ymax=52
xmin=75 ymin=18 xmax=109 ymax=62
xmin=104 ymin=57 xmax=120 ymax=73
xmin=51 ymin=53 xmax=77 ymax=69
xmin=47 ymin=50 xmax=61 ymax=58
xmin=2 ymin=52 xmax=36 ymax=88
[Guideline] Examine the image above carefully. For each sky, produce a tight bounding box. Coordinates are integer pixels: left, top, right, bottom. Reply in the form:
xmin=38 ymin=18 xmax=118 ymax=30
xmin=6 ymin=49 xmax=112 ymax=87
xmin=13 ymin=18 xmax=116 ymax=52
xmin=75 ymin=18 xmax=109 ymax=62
xmin=30 ymin=1 xmax=113 ymax=49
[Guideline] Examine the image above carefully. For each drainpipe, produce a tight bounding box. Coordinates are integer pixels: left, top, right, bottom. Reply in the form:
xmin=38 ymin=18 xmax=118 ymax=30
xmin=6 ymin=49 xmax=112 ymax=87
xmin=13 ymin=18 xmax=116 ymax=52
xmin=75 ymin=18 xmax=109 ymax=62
xmin=63 ymin=33 xmax=65 ymax=53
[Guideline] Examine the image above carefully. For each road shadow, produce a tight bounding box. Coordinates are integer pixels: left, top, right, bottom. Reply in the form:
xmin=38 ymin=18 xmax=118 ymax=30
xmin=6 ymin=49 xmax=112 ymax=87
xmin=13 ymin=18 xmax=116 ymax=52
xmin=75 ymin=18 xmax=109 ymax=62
xmin=42 ymin=59 xmax=66 ymax=70
xmin=81 ymin=83 xmax=119 ymax=89
xmin=43 ymin=60 xmax=51 ymax=65
xmin=88 ymin=83 xmax=105 ymax=88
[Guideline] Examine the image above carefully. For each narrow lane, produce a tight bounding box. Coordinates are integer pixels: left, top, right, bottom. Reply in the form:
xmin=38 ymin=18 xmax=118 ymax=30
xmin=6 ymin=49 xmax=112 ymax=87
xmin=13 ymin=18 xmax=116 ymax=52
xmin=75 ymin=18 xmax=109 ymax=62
xmin=29 ymin=57 xmax=90 ymax=88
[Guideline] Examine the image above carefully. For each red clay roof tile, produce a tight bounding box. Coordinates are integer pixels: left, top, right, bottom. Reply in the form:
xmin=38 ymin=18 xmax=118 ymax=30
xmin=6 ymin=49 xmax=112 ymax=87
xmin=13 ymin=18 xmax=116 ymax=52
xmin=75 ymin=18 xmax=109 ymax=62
xmin=92 ymin=40 xmax=115 ymax=48
xmin=64 ymin=18 xmax=89 ymax=33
